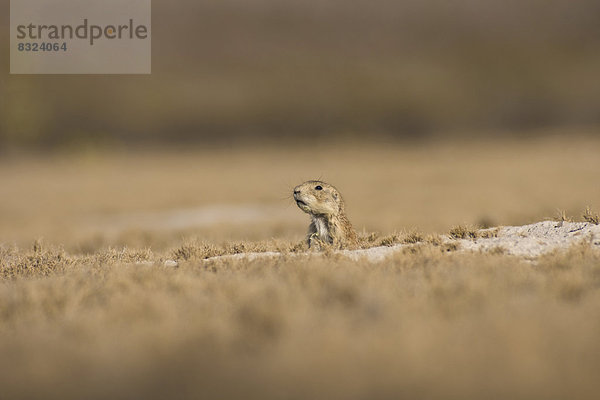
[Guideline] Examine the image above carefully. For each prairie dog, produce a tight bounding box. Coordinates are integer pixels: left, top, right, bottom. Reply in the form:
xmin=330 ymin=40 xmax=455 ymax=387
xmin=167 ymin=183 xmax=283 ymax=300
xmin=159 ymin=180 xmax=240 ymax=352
xmin=293 ymin=180 xmax=358 ymax=249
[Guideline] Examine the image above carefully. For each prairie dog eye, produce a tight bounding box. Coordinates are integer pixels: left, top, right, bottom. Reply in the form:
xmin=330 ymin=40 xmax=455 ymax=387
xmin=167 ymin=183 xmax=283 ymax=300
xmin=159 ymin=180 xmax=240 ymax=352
xmin=315 ymin=185 xmax=323 ymax=190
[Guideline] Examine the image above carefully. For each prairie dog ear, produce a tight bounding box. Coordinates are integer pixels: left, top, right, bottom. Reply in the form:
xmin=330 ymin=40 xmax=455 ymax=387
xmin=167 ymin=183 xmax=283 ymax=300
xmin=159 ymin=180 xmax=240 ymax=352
xmin=332 ymin=192 xmax=339 ymax=200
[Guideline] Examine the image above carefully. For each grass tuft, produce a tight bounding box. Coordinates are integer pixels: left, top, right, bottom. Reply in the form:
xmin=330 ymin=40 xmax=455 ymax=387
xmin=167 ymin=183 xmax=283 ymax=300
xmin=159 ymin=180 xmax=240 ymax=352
xmin=402 ymin=231 xmax=425 ymax=244
xmin=583 ymin=206 xmax=599 ymax=225
xmin=449 ymin=225 xmax=479 ymax=240
xmin=554 ymin=209 xmax=573 ymax=223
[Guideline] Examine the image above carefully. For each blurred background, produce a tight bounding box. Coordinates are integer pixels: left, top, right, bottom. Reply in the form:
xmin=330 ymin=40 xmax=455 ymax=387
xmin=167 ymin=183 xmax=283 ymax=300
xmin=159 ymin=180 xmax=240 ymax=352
xmin=0 ymin=0 xmax=599 ymax=248
xmin=2 ymin=0 xmax=600 ymax=148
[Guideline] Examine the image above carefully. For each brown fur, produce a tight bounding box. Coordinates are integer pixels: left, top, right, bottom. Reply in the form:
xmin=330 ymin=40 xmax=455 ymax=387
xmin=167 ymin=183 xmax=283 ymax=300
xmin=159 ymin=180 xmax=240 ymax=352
xmin=293 ymin=180 xmax=358 ymax=249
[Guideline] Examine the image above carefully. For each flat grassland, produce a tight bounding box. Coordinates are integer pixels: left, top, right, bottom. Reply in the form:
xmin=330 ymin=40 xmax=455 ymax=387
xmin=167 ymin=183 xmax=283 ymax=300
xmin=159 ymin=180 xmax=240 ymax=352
xmin=1 ymin=135 xmax=600 ymax=399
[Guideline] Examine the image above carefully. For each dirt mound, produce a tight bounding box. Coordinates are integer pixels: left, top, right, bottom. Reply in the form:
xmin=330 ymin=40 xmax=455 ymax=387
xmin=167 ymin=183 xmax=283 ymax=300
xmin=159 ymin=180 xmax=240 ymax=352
xmin=164 ymin=221 xmax=600 ymax=266
xmin=456 ymin=221 xmax=600 ymax=257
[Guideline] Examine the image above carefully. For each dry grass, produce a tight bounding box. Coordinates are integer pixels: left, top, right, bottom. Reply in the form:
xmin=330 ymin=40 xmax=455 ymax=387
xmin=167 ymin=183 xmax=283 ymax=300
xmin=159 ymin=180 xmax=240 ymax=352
xmin=1 ymin=241 xmax=600 ymax=399
xmin=583 ymin=207 xmax=599 ymax=225
xmin=449 ymin=225 xmax=480 ymax=240
xmin=555 ymin=209 xmax=574 ymax=223
xmin=171 ymin=238 xmax=302 ymax=262
xmin=1 ymin=136 xmax=600 ymax=398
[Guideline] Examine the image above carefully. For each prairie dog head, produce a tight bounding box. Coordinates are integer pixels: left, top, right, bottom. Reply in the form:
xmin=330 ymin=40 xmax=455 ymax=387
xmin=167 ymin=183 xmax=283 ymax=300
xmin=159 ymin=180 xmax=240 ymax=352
xmin=293 ymin=180 xmax=343 ymax=216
